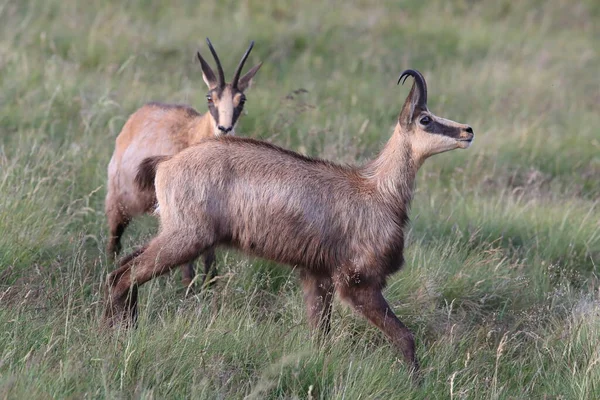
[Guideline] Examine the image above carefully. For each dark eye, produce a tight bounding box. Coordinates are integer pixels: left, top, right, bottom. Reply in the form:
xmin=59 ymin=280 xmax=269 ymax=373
xmin=239 ymin=96 xmax=246 ymax=106
xmin=206 ymin=94 xmax=213 ymax=103
xmin=419 ymin=115 xmax=431 ymax=125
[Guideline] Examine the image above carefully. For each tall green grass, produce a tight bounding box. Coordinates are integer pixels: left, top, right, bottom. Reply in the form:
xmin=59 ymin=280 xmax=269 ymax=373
xmin=1 ymin=0 xmax=599 ymax=397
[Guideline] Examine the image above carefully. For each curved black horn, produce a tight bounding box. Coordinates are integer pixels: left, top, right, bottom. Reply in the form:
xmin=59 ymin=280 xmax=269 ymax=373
xmin=206 ymin=38 xmax=225 ymax=87
xmin=232 ymin=41 xmax=255 ymax=89
xmin=397 ymin=69 xmax=427 ymax=106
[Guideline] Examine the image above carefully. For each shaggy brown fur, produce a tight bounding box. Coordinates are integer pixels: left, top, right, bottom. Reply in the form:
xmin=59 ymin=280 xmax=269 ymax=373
xmin=104 ymin=39 xmax=261 ymax=286
xmin=104 ymin=70 xmax=474 ymax=375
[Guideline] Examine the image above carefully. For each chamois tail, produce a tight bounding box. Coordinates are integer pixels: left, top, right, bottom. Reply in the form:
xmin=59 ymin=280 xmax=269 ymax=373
xmin=135 ymin=156 xmax=171 ymax=192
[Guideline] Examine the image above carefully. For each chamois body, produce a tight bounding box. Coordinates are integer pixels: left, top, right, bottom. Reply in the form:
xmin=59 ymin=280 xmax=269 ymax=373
xmin=155 ymin=137 xmax=410 ymax=286
xmin=105 ymin=70 xmax=474 ymax=375
xmin=105 ymin=39 xmax=261 ymax=285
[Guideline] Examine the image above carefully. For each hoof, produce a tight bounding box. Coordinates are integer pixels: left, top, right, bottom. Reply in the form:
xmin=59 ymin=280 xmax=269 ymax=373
xmin=103 ymin=286 xmax=139 ymax=329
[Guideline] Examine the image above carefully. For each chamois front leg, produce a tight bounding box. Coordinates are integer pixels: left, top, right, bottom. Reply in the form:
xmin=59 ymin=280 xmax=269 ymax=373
xmin=181 ymin=261 xmax=196 ymax=288
xmin=181 ymin=246 xmax=217 ymax=288
xmin=337 ymin=282 xmax=419 ymax=374
xmin=201 ymin=246 xmax=217 ymax=287
xmin=300 ymin=271 xmax=334 ymax=336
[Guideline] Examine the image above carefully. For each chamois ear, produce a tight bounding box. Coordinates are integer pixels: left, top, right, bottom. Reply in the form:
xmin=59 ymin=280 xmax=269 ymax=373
xmin=197 ymin=51 xmax=218 ymax=89
xmin=397 ymin=69 xmax=428 ymax=128
xmin=399 ymin=82 xmax=419 ymax=127
xmin=237 ymin=63 xmax=262 ymax=92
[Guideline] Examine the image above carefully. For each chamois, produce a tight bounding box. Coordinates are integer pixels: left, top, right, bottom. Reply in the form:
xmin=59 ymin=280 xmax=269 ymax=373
xmin=105 ymin=38 xmax=262 ymax=285
xmin=104 ymin=69 xmax=474 ymax=373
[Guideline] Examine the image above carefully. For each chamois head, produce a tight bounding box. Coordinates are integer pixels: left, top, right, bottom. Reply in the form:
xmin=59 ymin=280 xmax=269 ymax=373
xmin=196 ymin=38 xmax=262 ymax=136
xmin=397 ymin=69 xmax=474 ymax=163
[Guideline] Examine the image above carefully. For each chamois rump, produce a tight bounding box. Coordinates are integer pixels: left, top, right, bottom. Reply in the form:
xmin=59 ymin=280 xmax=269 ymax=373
xmin=104 ymin=69 xmax=474 ymax=374
xmin=105 ymin=38 xmax=262 ymax=285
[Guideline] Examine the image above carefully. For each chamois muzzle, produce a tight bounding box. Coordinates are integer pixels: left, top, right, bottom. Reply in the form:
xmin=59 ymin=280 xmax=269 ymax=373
xmin=218 ymin=125 xmax=233 ymax=133
xmin=458 ymin=125 xmax=474 ymax=147
xmin=460 ymin=126 xmax=474 ymax=140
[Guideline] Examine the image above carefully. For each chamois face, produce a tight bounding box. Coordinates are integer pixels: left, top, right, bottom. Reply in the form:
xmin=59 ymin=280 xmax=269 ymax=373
xmin=398 ymin=70 xmax=474 ymax=161
xmin=197 ymin=38 xmax=262 ymax=136
xmin=409 ymin=109 xmax=474 ymax=159
xmin=205 ymin=85 xmax=247 ymax=136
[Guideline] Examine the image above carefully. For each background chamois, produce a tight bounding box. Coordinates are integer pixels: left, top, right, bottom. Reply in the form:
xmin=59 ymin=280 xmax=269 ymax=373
xmin=105 ymin=38 xmax=262 ymax=285
xmin=105 ymin=69 xmax=474 ymax=374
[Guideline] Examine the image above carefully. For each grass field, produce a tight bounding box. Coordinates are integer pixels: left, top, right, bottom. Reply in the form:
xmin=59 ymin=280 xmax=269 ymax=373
xmin=1 ymin=0 xmax=599 ymax=398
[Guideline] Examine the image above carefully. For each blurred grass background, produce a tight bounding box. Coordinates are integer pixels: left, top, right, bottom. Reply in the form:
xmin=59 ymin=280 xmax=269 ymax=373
xmin=0 ymin=0 xmax=599 ymax=398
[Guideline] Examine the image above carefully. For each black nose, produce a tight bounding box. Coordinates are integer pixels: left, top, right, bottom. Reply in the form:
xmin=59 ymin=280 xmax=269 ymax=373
xmin=465 ymin=126 xmax=473 ymax=134
xmin=218 ymin=125 xmax=233 ymax=133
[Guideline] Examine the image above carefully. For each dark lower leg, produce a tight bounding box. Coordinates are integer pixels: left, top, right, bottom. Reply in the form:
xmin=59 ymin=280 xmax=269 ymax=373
xmin=103 ymin=284 xmax=138 ymax=327
xmin=181 ymin=247 xmax=216 ymax=288
xmin=339 ymin=284 xmax=419 ymax=373
xmin=181 ymin=261 xmax=196 ymax=287
xmin=300 ymin=271 xmax=334 ymax=335
xmin=106 ymin=211 xmax=129 ymax=260
xmin=103 ymin=259 xmax=140 ymax=327
xmin=201 ymin=247 xmax=217 ymax=287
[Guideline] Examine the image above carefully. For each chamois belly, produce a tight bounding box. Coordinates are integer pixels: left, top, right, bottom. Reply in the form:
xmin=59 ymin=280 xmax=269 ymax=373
xmin=224 ymin=184 xmax=350 ymax=272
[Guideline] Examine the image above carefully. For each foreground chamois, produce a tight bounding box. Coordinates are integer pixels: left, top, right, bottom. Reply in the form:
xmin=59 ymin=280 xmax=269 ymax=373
xmin=104 ymin=69 xmax=474 ymax=374
xmin=105 ymin=38 xmax=262 ymax=285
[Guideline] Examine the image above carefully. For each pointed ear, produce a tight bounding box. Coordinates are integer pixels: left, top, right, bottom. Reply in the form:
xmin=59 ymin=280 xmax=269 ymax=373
xmin=237 ymin=63 xmax=262 ymax=91
xmin=197 ymin=51 xmax=218 ymax=89
xmin=397 ymin=69 xmax=428 ymax=128
xmin=399 ymin=81 xmax=420 ymax=128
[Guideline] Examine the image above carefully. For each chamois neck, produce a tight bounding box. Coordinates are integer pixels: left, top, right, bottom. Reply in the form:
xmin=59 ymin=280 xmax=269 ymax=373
xmin=189 ymin=112 xmax=216 ymax=144
xmin=361 ymin=127 xmax=419 ymax=206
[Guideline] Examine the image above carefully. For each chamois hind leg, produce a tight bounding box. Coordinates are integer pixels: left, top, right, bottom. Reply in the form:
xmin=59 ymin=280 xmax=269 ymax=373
xmin=104 ymin=231 xmax=210 ymax=327
xmin=337 ymin=283 xmax=419 ymax=374
xmin=106 ymin=203 xmax=130 ymax=260
xmin=300 ymin=271 xmax=334 ymax=336
xmin=118 ymin=245 xmax=149 ymax=268
xmin=181 ymin=247 xmax=217 ymax=288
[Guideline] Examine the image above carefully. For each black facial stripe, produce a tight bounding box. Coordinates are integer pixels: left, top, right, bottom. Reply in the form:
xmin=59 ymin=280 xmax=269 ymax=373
xmin=424 ymin=120 xmax=463 ymax=139
xmin=207 ymin=87 xmax=224 ymax=125
xmin=208 ymin=103 xmax=219 ymax=124
xmin=232 ymin=104 xmax=244 ymax=127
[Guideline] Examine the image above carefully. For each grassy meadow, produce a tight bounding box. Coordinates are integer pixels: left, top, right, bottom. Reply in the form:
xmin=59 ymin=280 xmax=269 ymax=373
xmin=1 ymin=0 xmax=599 ymax=397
